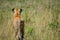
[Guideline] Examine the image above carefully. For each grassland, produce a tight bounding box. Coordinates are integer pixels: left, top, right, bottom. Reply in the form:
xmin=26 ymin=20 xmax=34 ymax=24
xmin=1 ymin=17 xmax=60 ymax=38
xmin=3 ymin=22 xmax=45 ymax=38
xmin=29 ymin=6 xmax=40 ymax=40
xmin=0 ymin=0 xmax=60 ymax=40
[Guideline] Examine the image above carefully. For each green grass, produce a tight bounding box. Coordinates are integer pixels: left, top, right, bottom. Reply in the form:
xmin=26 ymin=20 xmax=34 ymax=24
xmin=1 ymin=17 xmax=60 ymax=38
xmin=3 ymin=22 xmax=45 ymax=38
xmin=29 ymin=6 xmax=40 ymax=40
xmin=0 ymin=0 xmax=60 ymax=40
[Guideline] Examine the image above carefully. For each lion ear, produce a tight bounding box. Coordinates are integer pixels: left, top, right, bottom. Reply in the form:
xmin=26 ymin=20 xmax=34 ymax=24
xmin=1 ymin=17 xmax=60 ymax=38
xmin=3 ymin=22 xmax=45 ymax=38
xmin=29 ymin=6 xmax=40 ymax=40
xmin=20 ymin=8 xmax=22 ymax=13
xmin=12 ymin=8 xmax=15 ymax=12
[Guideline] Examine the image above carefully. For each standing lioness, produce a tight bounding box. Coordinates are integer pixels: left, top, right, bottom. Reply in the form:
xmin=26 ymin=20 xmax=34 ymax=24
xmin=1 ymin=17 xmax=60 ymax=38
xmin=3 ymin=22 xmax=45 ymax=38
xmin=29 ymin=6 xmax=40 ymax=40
xmin=12 ymin=8 xmax=23 ymax=40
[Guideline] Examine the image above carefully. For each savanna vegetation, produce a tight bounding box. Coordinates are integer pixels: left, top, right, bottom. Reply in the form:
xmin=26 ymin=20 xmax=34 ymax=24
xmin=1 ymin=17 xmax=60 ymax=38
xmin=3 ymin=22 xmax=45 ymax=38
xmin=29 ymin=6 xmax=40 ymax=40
xmin=0 ymin=0 xmax=60 ymax=40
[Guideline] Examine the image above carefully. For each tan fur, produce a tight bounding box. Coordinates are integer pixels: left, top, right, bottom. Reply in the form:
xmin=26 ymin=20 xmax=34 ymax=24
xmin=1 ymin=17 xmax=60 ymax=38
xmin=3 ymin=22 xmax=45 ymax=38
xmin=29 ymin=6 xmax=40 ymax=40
xmin=13 ymin=8 xmax=22 ymax=39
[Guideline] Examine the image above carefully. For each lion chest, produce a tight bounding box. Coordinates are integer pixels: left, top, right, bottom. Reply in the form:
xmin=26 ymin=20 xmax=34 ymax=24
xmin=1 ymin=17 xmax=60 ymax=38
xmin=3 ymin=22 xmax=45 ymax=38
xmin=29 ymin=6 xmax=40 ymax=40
xmin=13 ymin=17 xmax=21 ymax=28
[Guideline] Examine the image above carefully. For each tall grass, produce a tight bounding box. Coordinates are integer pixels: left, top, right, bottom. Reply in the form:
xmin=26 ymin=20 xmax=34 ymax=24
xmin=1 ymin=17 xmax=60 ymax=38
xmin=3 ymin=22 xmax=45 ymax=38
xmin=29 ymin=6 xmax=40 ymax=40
xmin=0 ymin=0 xmax=60 ymax=40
